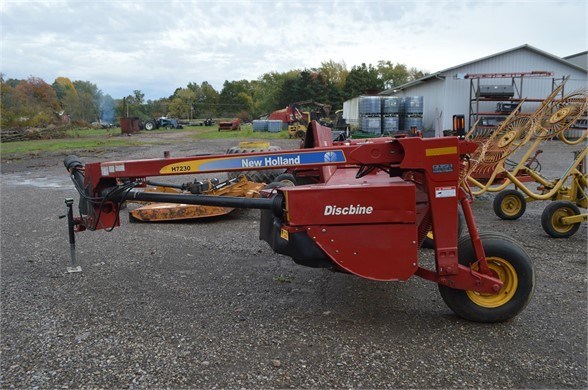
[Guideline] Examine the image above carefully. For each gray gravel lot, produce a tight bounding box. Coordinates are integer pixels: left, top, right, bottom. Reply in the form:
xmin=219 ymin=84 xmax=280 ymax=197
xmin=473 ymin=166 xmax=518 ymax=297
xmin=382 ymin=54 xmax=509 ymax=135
xmin=1 ymin=135 xmax=586 ymax=388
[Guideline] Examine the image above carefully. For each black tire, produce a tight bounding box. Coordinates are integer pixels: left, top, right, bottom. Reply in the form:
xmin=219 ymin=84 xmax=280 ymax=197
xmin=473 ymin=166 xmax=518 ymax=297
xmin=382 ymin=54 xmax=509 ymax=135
xmin=263 ymin=181 xmax=288 ymax=190
xmin=541 ymin=201 xmax=582 ymax=238
xmin=422 ymin=207 xmax=465 ymax=249
xmin=144 ymin=120 xmax=156 ymax=131
xmin=438 ymin=232 xmax=535 ymax=323
xmin=272 ymin=173 xmax=297 ymax=187
xmin=226 ymin=145 xmax=285 ymax=183
xmin=295 ymin=130 xmax=306 ymax=139
xmin=493 ymin=189 xmax=526 ymax=220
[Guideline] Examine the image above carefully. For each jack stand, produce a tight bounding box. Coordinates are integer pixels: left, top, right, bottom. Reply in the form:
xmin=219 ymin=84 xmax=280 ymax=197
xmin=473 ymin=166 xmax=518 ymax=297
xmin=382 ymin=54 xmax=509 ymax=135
xmin=64 ymin=198 xmax=82 ymax=273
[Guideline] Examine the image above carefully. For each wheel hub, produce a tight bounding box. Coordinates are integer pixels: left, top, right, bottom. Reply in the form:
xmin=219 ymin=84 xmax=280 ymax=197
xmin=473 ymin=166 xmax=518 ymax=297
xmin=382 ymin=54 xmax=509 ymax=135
xmin=467 ymin=258 xmax=518 ymax=308
xmin=551 ymin=208 xmax=574 ymax=233
xmin=502 ymin=195 xmax=522 ymax=216
xmin=549 ymin=106 xmax=573 ymax=124
xmin=498 ymin=130 xmax=517 ymax=148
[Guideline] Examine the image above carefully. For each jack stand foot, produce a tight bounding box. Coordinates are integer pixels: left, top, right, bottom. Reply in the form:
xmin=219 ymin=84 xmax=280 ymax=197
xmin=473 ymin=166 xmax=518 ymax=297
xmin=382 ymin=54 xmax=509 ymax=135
xmin=64 ymin=198 xmax=83 ymax=273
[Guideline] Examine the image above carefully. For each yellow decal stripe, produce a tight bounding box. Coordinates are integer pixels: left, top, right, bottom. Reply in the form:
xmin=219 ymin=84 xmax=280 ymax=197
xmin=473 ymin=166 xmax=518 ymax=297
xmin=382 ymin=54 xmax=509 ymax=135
xmin=426 ymin=146 xmax=457 ymax=157
xmin=160 ymin=157 xmax=229 ymax=174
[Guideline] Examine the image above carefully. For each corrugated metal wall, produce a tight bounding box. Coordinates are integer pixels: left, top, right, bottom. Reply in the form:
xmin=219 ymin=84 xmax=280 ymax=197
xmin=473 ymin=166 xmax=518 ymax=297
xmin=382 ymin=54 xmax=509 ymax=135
xmin=373 ymin=47 xmax=587 ymax=135
xmin=447 ymin=49 xmax=586 ymax=129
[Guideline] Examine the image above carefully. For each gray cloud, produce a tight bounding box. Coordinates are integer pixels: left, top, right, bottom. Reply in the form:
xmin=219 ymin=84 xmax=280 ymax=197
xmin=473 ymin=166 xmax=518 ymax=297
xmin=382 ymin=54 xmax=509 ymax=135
xmin=1 ymin=0 xmax=585 ymax=100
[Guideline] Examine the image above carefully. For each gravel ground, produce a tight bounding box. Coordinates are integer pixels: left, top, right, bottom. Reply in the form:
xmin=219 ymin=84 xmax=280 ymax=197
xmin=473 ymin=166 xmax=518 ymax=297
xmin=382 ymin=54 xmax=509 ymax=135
xmin=1 ymin=133 xmax=586 ymax=389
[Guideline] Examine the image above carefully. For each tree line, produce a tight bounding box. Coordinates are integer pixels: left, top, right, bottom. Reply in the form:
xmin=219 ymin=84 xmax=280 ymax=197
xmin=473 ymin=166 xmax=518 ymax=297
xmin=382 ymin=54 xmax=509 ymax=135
xmin=1 ymin=60 xmax=426 ymax=129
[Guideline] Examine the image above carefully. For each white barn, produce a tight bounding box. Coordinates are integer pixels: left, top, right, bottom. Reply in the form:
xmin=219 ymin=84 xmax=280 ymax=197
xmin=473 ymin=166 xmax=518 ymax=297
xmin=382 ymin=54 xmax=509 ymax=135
xmin=375 ymin=44 xmax=587 ymax=136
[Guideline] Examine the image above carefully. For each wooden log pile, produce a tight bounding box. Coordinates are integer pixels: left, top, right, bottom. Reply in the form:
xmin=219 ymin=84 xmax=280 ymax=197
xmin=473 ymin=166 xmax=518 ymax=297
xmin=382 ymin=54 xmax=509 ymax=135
xmin=1 ymin=127 xmax=66 ymax=143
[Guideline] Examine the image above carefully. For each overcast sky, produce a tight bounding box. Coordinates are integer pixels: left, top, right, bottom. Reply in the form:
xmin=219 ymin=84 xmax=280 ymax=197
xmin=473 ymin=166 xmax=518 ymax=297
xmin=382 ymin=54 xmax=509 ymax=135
xmin=1 ymin=0 xmax=586 ymax=100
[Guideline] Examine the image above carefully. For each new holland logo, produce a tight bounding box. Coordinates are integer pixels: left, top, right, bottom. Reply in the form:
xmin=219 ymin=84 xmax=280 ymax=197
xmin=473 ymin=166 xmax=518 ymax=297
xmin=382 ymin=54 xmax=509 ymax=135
xmin=324 ymin=151 xmax=337 ymax=162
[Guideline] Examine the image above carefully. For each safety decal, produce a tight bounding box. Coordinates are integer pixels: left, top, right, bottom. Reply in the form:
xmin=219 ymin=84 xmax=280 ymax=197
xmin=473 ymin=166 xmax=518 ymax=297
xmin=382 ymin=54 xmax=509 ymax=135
xmin=159 ymin=150 xmax=347 ymax=174
xmin=100 ymin=163 xmax=126 ymax=176
xmin=435 ymin=186 xmax=456 ymax=198
xmin=280 ymin=229 xmax=289 ymax=241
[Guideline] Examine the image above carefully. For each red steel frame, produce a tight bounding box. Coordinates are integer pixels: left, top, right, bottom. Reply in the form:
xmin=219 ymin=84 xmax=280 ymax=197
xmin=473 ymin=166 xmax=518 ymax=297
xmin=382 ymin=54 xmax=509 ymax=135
xmin=69 ymin=123 xmax=502 ymax=294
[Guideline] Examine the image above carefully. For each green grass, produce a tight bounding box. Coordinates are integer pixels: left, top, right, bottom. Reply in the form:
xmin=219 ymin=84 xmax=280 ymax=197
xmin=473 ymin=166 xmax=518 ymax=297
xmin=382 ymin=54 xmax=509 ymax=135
xmin=0 ymin=124 xmax=291 ymax=158
xmin=64 ymin=127 xmax=123 ymax=138
xmin=0 ymin=137 xmax=143 ymax=156
xmin=187 ymin=124 xmax=290 ymax=140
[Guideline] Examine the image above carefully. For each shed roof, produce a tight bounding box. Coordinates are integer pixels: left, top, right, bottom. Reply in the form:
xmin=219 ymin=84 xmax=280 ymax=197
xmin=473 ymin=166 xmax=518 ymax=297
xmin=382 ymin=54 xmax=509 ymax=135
xmin=563 ymin=51 xmax=588 ymax=60
xmin=381 ymin=44 xmax=587 ymax=95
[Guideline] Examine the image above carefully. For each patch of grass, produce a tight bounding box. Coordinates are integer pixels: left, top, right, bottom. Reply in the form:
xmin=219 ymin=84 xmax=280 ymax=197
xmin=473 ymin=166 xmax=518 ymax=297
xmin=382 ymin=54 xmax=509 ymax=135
xmin=0 ymin=123 xmax=292 ymax=158
xmin=64 ymin=127 xmax=122 ymax=138
xmin=274 ymin=274 xmax=292 ymax=283
xmin=187 ymin=124 xmax=290 ymax=140
xmin=0 ymin=137 xmax=143 ymax=156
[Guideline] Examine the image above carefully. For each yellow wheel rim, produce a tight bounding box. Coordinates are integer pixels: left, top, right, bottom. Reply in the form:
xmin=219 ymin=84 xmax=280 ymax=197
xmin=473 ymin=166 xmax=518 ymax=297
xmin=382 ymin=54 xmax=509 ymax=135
xmin=426 ymin=231 xmax=434 ymax=240
xmin=501 ymin=194 xmax=522 ymax=217
xmin=549 ymin=106 xmax=573 ymax=125
xmin=467 ymin=257 xmax=518 ymax=308
xmin=498 ymin=130 xmax=518 ymax=148
xmin=550 ymin=207 xmax=575 ymax=233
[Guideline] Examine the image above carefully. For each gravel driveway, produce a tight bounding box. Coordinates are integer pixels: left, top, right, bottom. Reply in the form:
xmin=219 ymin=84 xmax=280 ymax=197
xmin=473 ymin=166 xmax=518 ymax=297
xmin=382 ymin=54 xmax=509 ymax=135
xmin=1 ymin=134 xmax=586 ymax=388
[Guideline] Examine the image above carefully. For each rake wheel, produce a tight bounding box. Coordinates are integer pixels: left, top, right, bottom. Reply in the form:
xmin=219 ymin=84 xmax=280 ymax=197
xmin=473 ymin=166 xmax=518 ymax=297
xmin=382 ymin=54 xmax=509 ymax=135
xmin=534 ymin=90 xmax=588 ymax=140
xmin=478 ymin=115 xmax=532 ymax=166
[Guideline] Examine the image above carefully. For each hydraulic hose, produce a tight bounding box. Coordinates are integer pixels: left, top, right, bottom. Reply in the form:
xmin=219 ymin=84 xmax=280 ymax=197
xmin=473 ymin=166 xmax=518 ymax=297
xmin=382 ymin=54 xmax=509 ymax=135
xmin=64 ymin=155 xmax=286 ymax=218
xmin=64 ymin=155 xmax=89 ymax=215
xmin=121 ymin=190 xmax=281 ymax=212
xmin=63 ymin=155 xmax=85 ymax=191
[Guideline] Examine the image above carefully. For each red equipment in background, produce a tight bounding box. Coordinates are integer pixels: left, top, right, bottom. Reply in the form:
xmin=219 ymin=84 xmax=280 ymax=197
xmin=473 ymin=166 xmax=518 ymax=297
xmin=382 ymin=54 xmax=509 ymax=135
xmin=217 ymin=118 xmax=241 ymax=131
xmin=63 ymin=122 xmax=534 ymax=323
xmin=268 ymin=101 xmax=331 ymax=125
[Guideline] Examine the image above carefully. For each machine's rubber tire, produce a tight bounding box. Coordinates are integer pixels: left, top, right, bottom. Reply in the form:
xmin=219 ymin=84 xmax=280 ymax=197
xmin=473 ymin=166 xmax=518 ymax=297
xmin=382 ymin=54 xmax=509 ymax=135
xmin=438 ymin=232 xmax=535 ymax=323
xmin=493 ymin=189 xmax=526 ymax=220
xmin=272 ymin=173 xmax=297 ymax=187
xmin=422 ymin=207 xmax=465 ymax=249
xmin=541 ymin=201 xmax=582 ymax=238
xmin=263 ymin=181 xmax=288 ymax=190
xmin=295 ymin=130 xmax=306 ymax=139
xmin=226 ymin=145 xmax=285 ymax=183
xmin=144 ymin=120 xmax=156 ymax=131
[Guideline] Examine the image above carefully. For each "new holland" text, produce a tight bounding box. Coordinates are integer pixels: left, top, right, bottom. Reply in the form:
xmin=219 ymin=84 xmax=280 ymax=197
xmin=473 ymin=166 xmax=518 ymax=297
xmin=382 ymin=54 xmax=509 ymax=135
xmin=241 ymin=155 xmax=301 ymax=168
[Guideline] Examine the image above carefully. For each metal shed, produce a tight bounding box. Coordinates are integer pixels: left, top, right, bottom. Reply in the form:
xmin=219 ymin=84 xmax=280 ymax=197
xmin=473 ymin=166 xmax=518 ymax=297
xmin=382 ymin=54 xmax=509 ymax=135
xmin=376 ymin=44 xmax=587 ymax=136
xmin=563 ymin=51 xmax=588 ymax=70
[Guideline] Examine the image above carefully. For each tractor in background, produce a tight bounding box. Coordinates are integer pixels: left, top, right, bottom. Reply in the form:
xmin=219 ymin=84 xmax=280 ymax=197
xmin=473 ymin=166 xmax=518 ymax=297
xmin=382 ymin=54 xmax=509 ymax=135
xmin=143 ymin=117 xmax=183 ymax=130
